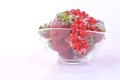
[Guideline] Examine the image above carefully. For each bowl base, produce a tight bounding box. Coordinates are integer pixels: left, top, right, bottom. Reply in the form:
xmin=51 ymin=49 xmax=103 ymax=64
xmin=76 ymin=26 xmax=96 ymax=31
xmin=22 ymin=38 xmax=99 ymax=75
xmin=58 ymin=58 xmax=89 ymax=64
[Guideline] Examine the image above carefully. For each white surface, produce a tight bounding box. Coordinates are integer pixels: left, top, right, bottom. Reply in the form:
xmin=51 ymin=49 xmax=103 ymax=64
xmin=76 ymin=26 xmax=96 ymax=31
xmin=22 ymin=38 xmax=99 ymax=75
xmin=0 ymin=0 xmax=120 ymax=80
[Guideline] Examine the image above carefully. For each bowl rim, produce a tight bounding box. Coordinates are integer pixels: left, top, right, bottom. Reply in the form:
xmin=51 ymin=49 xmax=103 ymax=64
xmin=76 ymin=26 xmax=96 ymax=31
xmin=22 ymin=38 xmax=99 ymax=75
xmin=38 ymin=28 xmax=105 ymax=34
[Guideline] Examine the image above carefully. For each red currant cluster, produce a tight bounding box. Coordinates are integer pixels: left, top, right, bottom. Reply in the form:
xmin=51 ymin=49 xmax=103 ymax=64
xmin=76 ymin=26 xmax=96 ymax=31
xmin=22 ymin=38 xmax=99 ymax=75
xmin=69 ymin=9 xmax=97 ymax=54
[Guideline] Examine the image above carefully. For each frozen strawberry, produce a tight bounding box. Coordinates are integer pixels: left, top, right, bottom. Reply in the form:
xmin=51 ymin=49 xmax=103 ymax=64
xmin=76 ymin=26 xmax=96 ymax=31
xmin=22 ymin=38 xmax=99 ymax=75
xmin=64 ymin=35 xmax=70 ymax=45
xmin=58 ymin=48 xmax=74 ymax=59
xmin=51 ymin=40 xmax=70 ymax=52
xmin=50 ymin=18 xmax=66 ymax=28
xmin=49 ymin=18 xmax=70 ymax=41
xmin=50 ymin=29 xmax=70 ymax=41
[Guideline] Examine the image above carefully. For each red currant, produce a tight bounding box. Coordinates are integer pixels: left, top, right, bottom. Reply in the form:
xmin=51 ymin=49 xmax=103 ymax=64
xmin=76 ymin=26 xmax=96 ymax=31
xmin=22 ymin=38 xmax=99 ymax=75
xmin=71 ymin=42 xmax=79 ymax=49
xmin=79 ymin=21 xmax=85 ymax=30
xmin=74 ymin=18 xmax=80 ymax=24
xmin=76 ymin=9 xmax=81 ymax=15
xmin=89 ymin=17 xmax=96 ymax=24
xmin=81 ymin=40 xmax=87 ymax=44
xmin=79 ymin=30 xmax=87 ymax=37
xmin=64 ymin=9 xmax=98 ymax=53
xmin=76 ymin=46 xmax=81 ymax=52
xmin=82 ymin=43 xmax=88 ymax=48
xmin=72 ymin=22 xmax=78 ymax=27
xmin=70 ymin=9 xmax=77 ymax=15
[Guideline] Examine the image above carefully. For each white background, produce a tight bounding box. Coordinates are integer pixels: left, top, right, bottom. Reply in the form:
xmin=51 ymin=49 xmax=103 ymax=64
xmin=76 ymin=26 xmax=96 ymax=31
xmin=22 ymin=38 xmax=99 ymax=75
xmin=0 ymin=0 xmax=120 ymax=80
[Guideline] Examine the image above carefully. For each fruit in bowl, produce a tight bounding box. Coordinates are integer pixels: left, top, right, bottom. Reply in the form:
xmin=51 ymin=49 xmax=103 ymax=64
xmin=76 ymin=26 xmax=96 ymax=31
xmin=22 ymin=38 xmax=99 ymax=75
xmin=38 ymin=9 xmax=106 ymax=64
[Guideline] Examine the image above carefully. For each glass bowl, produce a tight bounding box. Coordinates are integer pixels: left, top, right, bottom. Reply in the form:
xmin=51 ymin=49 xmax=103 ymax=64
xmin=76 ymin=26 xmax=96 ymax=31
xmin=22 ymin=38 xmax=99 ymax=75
xmin=38 ymin=28 xmax=105 ymax=64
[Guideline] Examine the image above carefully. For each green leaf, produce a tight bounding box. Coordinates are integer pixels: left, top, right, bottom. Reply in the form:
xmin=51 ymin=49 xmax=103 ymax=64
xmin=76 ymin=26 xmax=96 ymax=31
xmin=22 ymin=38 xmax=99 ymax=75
xmin=39 ymin=26 xmax=44 ymax=29
xmin=94 ymin=24 xmax=105 ymax=32
xmin=65 ymin=17 xmax=69 ymax=26
xmin=39 ymin=23 xmax=48 ymax=29
xmin=58 ymin=18 xmax=62 ymax=21
xmin=62 ymin=17 xmax=66 ymax=21
xmin=66 ymin=20 xmax=69 ymax=26
xmin=88 ymin=36 xmax=94 ymax=45
xmin=68 ymin=18 xmax=72 ymax=24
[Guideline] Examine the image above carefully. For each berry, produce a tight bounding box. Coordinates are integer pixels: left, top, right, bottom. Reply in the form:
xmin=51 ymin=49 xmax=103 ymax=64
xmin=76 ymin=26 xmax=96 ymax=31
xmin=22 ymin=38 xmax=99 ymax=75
xmin=71 ymin=42 xmax=79 ymax=49
xmin=64 ymin=35 xmax=70 ymax=45
xmin=70 ymin=34 xmax=77 ymax=41
xmin=77 ymin=48 xmax=87 ymax=56
xmin=70 ymin=9 xmax=77 ymax=15
xmin=68 ymin=9 xmax=97 ymax=53
xmin=82 ymin=43 xmax=88 ymax=48
xmin=74 ymin=18 xmax=80 ymax=24
xmin=50 ymin=29 xmax=69 ymax=41
xmin=79 ymin=21 xmax=86 ymax=30
xmin=88 ymin=17 xmax=96 ymax=25
xmin=79 ymin=30 xmax=87 ymax=37
xmin=49 ymin=18 xmax=70 ymax=41
xmin=76 ymin=9 xmax=81 ymax=15
xmin=58 ymin=48 xmax=74 ymax=59
xmin=51 ymin=40 xmax=70 ymax=52
xmin=71 ymin=26 xmax=77 ymax=34
xmin=81 ymin=40 xmax=87 ymax=44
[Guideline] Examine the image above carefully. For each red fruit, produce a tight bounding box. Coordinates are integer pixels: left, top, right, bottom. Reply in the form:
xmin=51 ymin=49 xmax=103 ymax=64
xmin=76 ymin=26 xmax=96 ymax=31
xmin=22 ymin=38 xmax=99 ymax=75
xmin=81 ymin=40 xmax=87 ymax=44
xmin=90 ymin=26 xmax=95 ymax=31
xmin=70 ymin=34 xmax=77 ymax=41
xmin=66 ymin=23 xmax=71 ymax=28
xmin=49 ymin=18 xmax=70 ymax=41
xmin=71 ymin=36 xmax=78 ymax=42
xmin=72 ymin=22 xmax=78 ymax=27
xmin=74 ymin=18 xmax=80 ymax=24
xmin=79 ymin=21 xmax=86 ymax=30
xmin=76 ymin=46 xmax=82 ymax=52
xmin=58 ymin=48 xmax=74 ymax=59
xmin=70 ymin=9 xmax=77 ymax=15
xmin=80 ymin=11 xmax=86 ymax=19
xmin=71 ymin=26 xmax=77 ymax=34
xmin=51 ymin=40 xmax=70 ymax=52
xmin=84 ymin=13 xmax=89 ymax=18
xmin=82 ymin=43 xmax=88 ymax=48
xmin=88 ymin=17 xmax=96 ymax=24
xmin=50 ymin=30 xmax=69 ymax=41
xmin=50 ymin=18 xmax=66 ymax=28
xmin=64 ymin=35 xmax=70 ymax=45
xmin=76 ymin=9 xmax=81 ymax=15
xmin=79 ymin=30 xmax=87 ymax=37
xmin=71 ymin=42 xmax=79 ymax=49
xmin=76 ymin=48 xmax=88 ymax=57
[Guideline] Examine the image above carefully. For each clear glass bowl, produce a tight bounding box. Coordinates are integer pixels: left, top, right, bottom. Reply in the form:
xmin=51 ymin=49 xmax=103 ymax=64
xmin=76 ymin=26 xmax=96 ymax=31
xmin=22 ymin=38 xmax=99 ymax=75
xmin=38 ymin=28 xmax=105 ymax=64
